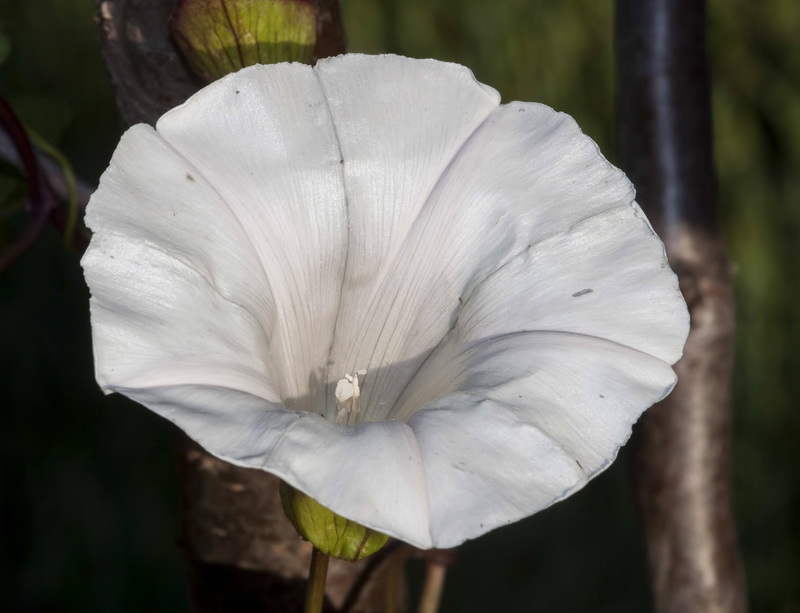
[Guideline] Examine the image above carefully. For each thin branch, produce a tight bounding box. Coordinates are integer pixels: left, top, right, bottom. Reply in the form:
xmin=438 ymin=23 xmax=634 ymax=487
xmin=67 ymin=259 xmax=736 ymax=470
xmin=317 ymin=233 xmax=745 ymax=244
xmin=417 ymin=563 xmax=447 ymax=613
xmin=0 ymin=95 xmax=90 ymax=269
xmin=0 ymin=130 xmax=93 ymax=215
xmin=0 ymin=96 xmax=41 ymax=203
xmin=0 ymin=113 xmax=94 ymax=242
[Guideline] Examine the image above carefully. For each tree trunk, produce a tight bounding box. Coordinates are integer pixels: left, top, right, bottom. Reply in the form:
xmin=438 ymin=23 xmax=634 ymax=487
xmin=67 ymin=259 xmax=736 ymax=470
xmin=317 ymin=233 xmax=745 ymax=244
xmin=616 ymin=1 xmax=748 ymax=611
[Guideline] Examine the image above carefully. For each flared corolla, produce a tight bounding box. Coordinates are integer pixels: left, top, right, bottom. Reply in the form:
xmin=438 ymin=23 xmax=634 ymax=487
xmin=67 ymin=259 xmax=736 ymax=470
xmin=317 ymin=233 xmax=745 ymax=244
xmin=81 ymin=54 xmax=689 ymax=549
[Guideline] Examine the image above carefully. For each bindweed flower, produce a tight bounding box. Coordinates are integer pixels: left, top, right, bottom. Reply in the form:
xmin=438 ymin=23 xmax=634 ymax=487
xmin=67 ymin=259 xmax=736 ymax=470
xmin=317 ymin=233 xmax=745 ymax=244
xmin=81 ymin=54 xmax=689 ymax=550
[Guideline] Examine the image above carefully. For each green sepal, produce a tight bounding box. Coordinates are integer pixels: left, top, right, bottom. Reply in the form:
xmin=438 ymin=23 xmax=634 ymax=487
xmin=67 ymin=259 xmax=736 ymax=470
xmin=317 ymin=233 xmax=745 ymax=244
xmin=170 ymin=0 xmax=317 ymax=82
xmin=280 ymin=481 xmax=390 ymax=562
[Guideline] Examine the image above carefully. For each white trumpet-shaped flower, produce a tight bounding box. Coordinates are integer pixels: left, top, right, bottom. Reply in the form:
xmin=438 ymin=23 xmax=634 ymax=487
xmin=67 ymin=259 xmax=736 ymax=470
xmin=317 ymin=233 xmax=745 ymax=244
xmin=82 ymin=54 xmax=689 ymax=549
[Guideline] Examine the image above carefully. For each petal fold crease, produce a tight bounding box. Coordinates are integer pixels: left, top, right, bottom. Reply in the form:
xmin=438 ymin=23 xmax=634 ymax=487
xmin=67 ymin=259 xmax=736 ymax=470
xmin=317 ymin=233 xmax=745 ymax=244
xmin=156 ymin=62 xmax=349 ymax=414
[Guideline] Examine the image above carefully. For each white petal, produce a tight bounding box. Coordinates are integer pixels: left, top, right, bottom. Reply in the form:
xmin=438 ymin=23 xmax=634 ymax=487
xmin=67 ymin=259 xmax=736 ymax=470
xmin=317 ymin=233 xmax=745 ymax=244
xmin=155 ymin=63 xmax=348 ymax=413
xmin=267 ymin=415 xmax=431 ymax=549
xmin=312 ymin=55 xmax=500 ymax=417
xmin=455 ymin=205 xmax=689 ymax=364
xmin=83 ymin=124 xmax=280 ymax=403
xmin=328 ymin=99 xmax=639 ymax=421
xmin=406 ymin=332 xmax=677 ymax=547
xmin=313 ymin=55 xmax=499 ymax=283
xmin=83 ymin=56 xmax=689 ymax=551
xmin=117 ymin=383 xmax=433 ymax=548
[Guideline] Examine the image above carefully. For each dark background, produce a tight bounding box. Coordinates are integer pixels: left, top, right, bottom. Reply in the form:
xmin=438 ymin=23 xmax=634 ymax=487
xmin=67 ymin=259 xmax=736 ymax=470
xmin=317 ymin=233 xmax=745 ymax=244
xmin=1 ymin=0 xmax=797 ymax=611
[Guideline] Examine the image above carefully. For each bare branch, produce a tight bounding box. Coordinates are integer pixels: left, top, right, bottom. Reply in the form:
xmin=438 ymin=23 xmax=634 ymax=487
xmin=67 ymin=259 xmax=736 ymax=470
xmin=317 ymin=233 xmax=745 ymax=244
xmin=0 ymin=97 xmax=91 ymax=268
xmin=0 ymin=130 xmax=93 ymax=210
xmin=97 ymin=0 xmax=201 ymax=127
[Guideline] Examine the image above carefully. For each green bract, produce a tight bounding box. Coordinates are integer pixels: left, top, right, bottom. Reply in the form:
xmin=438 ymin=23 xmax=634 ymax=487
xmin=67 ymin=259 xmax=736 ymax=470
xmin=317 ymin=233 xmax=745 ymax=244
xmin=280 ymin=481 xmax=389 ymax=561
xmin=171 ymin=0 xmax=317 ymax=82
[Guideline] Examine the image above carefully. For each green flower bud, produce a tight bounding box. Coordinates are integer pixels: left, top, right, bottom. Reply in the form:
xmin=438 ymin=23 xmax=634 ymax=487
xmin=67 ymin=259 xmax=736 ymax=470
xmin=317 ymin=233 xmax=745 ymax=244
xmin=170 ymin=0 xmax=317 ymax=82
xmin=280 ymin=481 xmax=389 ymax=562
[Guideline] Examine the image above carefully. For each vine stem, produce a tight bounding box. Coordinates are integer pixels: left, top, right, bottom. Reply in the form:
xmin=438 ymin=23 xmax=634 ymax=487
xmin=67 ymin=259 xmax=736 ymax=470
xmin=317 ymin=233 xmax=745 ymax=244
xmin=304 ymin=548 xmax=330 ymax=613
xmin=417 ymin=560 xmax=447 ymax=613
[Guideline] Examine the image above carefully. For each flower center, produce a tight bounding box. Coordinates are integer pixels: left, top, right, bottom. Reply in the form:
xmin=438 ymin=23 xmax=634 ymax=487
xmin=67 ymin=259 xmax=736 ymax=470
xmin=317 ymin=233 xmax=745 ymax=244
xmin=335 ymin=369 xmax=367 ymax=426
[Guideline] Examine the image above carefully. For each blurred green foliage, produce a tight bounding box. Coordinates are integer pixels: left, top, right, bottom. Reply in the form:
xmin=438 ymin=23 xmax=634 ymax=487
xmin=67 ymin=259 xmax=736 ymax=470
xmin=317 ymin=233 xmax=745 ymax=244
xmin=0 ymin=0 xmax=797 ymax=611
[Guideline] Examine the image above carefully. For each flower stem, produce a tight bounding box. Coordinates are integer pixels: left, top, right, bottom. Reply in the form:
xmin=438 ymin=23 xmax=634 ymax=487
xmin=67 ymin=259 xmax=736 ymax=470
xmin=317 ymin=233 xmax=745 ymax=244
xmin=417 ymin=560 xmax=447 ymax=613
xmin=304 ymin=547 xmax=330 ymax=613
